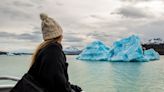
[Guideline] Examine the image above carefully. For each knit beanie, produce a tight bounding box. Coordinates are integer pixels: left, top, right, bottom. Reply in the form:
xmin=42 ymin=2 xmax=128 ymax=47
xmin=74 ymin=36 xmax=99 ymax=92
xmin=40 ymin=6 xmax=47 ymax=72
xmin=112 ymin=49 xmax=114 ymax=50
xmin=40 ymin=13 xmax=63 ymax=41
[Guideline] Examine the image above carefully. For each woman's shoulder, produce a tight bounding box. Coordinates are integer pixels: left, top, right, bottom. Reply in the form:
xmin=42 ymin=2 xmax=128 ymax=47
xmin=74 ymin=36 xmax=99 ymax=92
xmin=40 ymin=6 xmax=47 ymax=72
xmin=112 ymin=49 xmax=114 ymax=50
xmin=46 ymin=42 xmax=62 ymax=49
xmin=41 ymin=42 xmax=62 ymax=54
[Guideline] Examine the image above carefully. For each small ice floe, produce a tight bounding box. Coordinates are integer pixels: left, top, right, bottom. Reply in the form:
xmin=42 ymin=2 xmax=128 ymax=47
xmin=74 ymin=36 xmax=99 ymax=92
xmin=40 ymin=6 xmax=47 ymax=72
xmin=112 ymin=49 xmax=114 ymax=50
xmin=63 ymin=47 xmax=82 ymax=55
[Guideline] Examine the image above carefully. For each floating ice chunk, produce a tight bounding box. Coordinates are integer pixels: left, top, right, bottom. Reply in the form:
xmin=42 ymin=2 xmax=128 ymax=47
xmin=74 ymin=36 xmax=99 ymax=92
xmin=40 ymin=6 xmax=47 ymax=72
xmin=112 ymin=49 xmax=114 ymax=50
xmin=76 ymin=40 xmax=110 ymax=61
xmin=63 ymin=47 xmax=82 ymax=55
xmin=110 ymin=35 xmax=144 ymax=62
xmin=144 ymin=49 xmax=160 ymax=61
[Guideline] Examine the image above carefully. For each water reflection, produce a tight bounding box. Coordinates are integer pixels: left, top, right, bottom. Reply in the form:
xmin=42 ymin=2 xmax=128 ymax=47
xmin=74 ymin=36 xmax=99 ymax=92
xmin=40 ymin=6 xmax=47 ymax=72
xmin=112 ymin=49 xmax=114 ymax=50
xmin=110 ymin=62 xmax=143 ymax=92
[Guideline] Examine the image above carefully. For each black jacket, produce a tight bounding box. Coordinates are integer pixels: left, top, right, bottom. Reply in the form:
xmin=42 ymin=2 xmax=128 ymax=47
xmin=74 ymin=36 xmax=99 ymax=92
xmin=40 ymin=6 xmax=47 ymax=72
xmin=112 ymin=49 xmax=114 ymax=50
xmin=28 ymin=42 xmax=72 ymax=92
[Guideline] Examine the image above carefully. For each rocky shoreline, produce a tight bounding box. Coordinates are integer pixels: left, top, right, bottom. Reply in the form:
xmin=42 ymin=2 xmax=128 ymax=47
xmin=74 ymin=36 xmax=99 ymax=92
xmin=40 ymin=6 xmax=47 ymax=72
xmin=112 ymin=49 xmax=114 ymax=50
xmin=142 ymin=43 xmax=164 ymax=55
xmin=0 ymin=51 xmax=8 ymax=55
xmin=0 ymin=51 xmax=32 ymax=56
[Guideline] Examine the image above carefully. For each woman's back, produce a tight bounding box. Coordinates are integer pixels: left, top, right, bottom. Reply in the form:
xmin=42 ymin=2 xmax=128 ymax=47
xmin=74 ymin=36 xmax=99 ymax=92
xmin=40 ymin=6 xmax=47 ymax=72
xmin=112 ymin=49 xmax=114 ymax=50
xmin=28 ymin=42 xmax=72 ymax=92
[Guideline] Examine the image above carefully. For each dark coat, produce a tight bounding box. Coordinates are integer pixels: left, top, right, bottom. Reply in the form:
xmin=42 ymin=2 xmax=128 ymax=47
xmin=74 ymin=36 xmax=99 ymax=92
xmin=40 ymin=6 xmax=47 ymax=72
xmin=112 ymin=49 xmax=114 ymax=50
xmin=28 ymin=42 xmax=73 ymax=92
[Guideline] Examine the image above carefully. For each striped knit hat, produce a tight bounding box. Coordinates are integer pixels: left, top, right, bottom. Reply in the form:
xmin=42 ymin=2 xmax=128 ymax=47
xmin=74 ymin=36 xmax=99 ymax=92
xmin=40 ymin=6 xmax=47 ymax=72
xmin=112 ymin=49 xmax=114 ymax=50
xmin=40 ymin=13 xmax=63 ymax=41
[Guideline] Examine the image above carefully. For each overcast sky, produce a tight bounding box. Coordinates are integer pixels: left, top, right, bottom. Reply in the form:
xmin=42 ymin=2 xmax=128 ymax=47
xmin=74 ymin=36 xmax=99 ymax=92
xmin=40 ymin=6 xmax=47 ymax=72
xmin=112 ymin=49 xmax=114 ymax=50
xmin=0 ymin=0 xmax=164 ymax=52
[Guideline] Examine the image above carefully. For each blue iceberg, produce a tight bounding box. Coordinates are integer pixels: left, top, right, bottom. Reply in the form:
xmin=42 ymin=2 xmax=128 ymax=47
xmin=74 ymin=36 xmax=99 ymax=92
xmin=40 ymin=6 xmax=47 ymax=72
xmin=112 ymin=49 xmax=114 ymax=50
xmin=76 ymin=40 xmax=110 ymax=61
xmin=77 ymin=35 xmax=160 ymax=62
xmin=136 ymin=49 xmax=160 ymax=62
xmin=143 ymin=49 xmax=160 ymax=61
xmin=110 ymin=35 xmax=144 ymax=62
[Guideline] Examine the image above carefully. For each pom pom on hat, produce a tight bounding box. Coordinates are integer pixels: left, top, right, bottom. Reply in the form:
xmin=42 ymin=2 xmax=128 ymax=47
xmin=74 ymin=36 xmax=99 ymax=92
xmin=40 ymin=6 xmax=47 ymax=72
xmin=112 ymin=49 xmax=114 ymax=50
xmin=40 ymin=13 xmax=48 ymax=21
xmin=40 ymin=13 xmax=63 ymax=41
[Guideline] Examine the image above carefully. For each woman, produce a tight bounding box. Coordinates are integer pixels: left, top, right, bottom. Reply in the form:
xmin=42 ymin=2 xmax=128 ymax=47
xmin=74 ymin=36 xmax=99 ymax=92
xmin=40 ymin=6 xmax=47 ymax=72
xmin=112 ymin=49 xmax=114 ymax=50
xmin=28 ymin=13 xmax=82 ymax=92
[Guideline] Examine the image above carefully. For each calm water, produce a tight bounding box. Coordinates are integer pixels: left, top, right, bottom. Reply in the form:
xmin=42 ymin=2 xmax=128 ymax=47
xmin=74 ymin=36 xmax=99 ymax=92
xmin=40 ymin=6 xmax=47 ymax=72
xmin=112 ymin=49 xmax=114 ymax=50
xmin=0 ymin=55 xmax=164 ymax=92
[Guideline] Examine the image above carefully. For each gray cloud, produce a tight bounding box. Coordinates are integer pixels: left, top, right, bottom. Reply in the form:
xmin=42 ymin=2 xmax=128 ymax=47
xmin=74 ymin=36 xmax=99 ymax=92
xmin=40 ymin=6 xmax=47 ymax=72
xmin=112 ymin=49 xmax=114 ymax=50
xmin=89 ymin=14 xmax=105 ymax=20
xmin=32 ymin=31 xmax=42 ymax=35
xmin=0 ymin=7 xmax=31 ymax=20
xmin=0 ymin=1 xmax=33 ymax=21
xmin=0 ymin=32 xmax=16 ymax=38
xmin=13 ymin=1 xmax=34 ymax=7
xmin=0 ymin=31 xmax=42 ymax=42
xmin=64 ymin=34 xmax=85 ymax=42
xmin=0 ymin=0 xmax=43 ymax=28
xmin=130 ymin=19 xmax=164 ymax=40
xmin=17 ymin=33 xmax=41 ymax=42
xmin=113 ymin=6 xmax=152 ymax=18
xmin=32 ymin=27 xmax=42 ymax=34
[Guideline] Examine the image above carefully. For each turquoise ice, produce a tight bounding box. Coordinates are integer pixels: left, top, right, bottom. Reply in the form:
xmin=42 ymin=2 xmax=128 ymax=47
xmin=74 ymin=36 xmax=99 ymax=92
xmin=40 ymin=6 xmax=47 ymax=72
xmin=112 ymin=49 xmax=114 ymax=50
xmin=144 ymin=49 xmax=160 ymax=61
xmin=110 ymin=35 xmax=144 ymax=62
xmin=76 ymin=40 xmax=110 ymax=61
xmin=77 ymin=35 xmax=160 ymax=62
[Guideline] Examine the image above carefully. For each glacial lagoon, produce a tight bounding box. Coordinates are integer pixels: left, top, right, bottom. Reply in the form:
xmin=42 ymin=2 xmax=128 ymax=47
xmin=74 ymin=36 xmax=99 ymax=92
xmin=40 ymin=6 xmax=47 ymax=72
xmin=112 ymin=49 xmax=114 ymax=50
xmin=0 ymin=55 xmax=164 ymax=92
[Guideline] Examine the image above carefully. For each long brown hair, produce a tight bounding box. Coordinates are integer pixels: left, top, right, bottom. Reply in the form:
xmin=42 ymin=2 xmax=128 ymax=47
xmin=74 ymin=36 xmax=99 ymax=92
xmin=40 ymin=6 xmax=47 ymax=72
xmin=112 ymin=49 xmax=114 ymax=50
xmin=31 ymin=35 xmax=62 ymax=66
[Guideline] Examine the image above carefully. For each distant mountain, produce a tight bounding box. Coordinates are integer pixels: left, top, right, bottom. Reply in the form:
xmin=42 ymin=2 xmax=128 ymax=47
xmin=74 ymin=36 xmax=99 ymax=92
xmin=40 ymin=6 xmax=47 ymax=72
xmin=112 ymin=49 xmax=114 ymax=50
xmin=0 ymin=50 xmax=33 ymax=56
xmin=11 ymin=52 xmax=33 ymax=55
xmin=144 ymin=38 xmax=164 ymax=44
xmin=142 ymin=38 xmax=164 ymax=55
xmin=8 ymin=49 xmax=33 ymax=55
xmin=0 ymin=51 xmax=8 ymax=55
